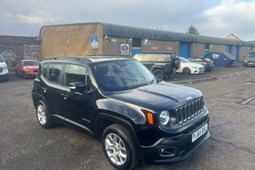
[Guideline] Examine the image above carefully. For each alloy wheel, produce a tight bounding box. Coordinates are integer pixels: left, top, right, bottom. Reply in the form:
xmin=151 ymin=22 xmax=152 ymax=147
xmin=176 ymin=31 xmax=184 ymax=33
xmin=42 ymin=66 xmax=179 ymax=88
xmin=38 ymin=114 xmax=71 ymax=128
xmin=104 ymin=133 xmax=127 ymax=166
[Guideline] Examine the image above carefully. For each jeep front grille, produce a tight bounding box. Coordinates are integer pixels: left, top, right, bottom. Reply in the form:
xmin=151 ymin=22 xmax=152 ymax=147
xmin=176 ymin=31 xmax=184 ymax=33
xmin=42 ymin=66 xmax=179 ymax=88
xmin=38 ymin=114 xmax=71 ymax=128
xmin=174 ymin=97 xmax=204 ymax=124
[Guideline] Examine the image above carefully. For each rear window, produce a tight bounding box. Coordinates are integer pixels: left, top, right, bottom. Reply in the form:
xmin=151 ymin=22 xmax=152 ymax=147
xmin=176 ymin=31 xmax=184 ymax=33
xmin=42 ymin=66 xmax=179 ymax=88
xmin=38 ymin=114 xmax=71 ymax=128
xmin=43 ymin=63 xmax=63 ymax=85
xmin=23 ymin=60 xmax=39 ymax=66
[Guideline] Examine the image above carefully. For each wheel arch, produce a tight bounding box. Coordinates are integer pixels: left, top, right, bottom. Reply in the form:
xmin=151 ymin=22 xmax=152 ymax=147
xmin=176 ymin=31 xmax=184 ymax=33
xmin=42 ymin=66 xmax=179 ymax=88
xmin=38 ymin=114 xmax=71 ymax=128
xmin=94 ymin=112 xmax=140 ymax=149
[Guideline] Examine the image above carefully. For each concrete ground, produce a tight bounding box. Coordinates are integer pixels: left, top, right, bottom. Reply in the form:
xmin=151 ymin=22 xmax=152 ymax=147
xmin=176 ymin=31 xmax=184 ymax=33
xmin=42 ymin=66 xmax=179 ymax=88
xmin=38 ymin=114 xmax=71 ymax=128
xmin=0 ymin=64 xmax=255 ymax=170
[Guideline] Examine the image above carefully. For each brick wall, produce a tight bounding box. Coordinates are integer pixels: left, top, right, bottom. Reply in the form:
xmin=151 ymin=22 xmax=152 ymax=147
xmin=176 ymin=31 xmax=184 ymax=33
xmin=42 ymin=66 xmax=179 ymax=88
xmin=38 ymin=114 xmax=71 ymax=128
xmin=0 ymin=35 xmax=40 ymax=60
xmin=191 ymin=43 xmax=205 ymax=56
xmin=209 ymin=44 xmax=226 ymax=52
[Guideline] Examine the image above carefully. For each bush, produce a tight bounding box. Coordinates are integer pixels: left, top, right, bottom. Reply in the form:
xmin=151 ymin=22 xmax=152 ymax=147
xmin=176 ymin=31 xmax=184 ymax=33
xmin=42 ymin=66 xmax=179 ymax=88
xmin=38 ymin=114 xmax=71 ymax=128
xmin=1 ymin=50 xmax=18 ymax=67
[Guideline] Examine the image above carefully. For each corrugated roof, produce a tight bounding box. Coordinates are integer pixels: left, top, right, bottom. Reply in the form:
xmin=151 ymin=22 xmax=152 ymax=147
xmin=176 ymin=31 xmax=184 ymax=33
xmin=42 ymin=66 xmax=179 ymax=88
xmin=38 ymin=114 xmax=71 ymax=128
xmin=101 ymin=23 xmax=255 ymax=47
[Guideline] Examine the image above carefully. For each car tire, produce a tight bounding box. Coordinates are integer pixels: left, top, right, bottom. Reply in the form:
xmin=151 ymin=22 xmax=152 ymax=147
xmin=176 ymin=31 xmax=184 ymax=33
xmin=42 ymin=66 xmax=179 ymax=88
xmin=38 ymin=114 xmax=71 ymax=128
xmin=102 ymin=124 xmax=138 ymax=170
xmin=15 ymin=70 xmax=19 ymax=76
xmin=36 ymin=100 xmax=55 ymax=128
xmin=5 ymin=74 xmax=9 ymax=81
xmin=153 ymin=69 xmax=165 ymax=81
xmin=183 ymin=67 xmax=191 ymax=75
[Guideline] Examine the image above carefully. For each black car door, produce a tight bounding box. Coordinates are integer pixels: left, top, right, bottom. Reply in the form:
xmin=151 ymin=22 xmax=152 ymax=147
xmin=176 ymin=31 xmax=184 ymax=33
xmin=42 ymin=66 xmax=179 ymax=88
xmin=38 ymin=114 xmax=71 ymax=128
xmin=41 ymin=63 xmax=67 ymax=117
xmin=62 ymin=64 xmax=96 ymax=132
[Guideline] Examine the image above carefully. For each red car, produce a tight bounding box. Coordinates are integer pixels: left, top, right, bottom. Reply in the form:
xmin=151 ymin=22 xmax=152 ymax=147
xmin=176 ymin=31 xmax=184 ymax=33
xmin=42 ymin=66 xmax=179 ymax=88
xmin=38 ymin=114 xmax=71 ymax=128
xmin=15 ymin=60 xmax=39 ymax=78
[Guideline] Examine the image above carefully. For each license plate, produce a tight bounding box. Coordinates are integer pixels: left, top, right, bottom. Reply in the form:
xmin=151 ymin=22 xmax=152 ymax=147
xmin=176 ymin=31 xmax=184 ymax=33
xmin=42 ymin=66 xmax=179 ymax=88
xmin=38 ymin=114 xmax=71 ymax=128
xmin=192 ymin=123 xmax=208 ymax=142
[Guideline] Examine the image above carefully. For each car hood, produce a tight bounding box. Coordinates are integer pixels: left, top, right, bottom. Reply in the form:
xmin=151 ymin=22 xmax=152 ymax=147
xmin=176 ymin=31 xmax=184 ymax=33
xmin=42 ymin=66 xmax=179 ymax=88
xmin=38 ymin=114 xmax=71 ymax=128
xmin=106 ymin=81 xmax=202 ymax=111
xmin=0 ymin=62 xmax=7 ymax=67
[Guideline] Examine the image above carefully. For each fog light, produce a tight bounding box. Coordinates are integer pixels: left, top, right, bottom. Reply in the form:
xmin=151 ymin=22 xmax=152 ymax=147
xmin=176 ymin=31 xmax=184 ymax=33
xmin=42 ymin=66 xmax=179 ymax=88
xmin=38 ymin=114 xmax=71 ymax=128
xmin=159 ymin=147 xmax=177 ymax=157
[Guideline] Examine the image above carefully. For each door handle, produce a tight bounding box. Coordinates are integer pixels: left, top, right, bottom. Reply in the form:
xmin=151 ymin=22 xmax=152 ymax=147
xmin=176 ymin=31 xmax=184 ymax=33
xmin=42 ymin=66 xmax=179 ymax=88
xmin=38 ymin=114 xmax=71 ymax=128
xmin=61 ymin=93 xmax=69 ymax=100
xmin=42 ymin=87 xmax=47 ymax=93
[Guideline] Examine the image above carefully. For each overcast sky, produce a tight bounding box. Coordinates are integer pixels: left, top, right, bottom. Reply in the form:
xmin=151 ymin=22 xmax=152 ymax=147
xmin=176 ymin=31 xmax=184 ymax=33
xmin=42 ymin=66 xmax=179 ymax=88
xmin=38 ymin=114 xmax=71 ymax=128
xmin=0 ymin=0 xmax=255 ymax=40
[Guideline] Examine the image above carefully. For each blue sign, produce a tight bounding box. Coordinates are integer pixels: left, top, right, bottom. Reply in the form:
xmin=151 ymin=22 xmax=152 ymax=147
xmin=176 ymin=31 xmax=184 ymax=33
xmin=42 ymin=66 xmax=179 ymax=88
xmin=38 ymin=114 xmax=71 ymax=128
xmin=90 ymin=35 xmax=98 ymax=49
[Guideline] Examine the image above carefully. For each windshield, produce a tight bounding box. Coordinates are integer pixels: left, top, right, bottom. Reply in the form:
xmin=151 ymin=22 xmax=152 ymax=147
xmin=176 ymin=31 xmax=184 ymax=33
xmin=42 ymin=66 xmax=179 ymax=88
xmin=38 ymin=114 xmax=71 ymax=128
xmin=0 ymin=55 xmax=4 ymax=62
xmin=180 ymin=57 xmax=191 ymax=63
xmin=23 ymin=60 xmax=39 ymax=66
xmin=248 ymin=52 xmax=255 ymax=56
xmin=247 ymin=52 xmax=255 ymax=58
xmin=92 ymin=60 xmax=155 ymax=91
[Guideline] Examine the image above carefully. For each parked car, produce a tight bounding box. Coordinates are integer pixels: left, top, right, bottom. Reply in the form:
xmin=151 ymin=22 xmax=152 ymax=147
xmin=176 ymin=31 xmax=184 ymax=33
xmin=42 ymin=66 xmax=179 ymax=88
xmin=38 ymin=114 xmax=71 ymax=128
xmin=176 ymin=57 xmax=205 ymax=74
xmin=0 ymin=54 xmax=9 ymax=81
xmin=133 ymin=53 xmax=180 ymax=81
xmin=187 ymin=57 xmax=215 ymax=71
xmin=243 ymin=51 xmax=255 ymax=67
xmin=32 ymin=56 xmax=210 ymax=170
xmin=15 ymin=60 xmax=39 ymax=78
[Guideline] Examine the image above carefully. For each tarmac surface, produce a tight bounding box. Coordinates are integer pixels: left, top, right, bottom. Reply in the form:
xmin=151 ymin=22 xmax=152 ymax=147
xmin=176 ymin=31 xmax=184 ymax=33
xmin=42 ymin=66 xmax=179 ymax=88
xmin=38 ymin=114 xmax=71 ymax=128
xmin=1 ymin=64 xmax=255 ymax=170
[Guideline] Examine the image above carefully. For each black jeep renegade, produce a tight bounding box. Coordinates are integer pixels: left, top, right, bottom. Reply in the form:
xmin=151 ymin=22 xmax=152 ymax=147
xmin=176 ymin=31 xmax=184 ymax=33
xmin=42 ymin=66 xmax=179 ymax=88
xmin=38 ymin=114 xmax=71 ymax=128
xmin=32 ymin=56 xmax=210 ymax=170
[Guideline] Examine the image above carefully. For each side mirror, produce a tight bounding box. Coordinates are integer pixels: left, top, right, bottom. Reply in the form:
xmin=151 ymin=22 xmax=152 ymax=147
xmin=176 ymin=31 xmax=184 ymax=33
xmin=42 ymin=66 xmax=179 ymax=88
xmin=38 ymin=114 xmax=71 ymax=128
xmin=69 ymin=82 xmax=85 ymax=93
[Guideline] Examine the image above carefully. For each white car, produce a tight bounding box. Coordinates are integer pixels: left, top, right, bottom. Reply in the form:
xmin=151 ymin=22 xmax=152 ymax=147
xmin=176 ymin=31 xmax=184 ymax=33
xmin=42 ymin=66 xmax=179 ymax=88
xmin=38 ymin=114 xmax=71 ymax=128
xmin=176 ymin=57 xmax=205 ymax=74
xmin=0 ymin=54 xmax=9 ymax=81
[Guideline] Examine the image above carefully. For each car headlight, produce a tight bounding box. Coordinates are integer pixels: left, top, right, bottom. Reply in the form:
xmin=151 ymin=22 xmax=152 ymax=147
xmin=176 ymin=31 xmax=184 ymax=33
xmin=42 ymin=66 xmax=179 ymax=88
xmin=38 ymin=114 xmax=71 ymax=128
xmin=191 ymin=66 xmax=198 ymax=69
xmin=159 ymin=111 xmax=170 ymax=125
xmin=3 ymin=65 xmax=7 ymax=69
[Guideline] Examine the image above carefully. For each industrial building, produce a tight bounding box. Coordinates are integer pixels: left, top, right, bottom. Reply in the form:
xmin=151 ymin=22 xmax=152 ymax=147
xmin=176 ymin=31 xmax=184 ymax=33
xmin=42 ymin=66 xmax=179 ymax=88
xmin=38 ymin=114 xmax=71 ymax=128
xmin=37 ymin=22 xmax=255 ymax=61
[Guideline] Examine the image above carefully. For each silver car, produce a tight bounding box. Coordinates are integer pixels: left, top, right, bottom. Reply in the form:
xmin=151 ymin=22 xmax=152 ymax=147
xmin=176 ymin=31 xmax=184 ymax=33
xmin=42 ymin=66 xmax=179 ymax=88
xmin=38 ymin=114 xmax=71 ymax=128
xmin=243 ymin=51 xmax=255 ymax=67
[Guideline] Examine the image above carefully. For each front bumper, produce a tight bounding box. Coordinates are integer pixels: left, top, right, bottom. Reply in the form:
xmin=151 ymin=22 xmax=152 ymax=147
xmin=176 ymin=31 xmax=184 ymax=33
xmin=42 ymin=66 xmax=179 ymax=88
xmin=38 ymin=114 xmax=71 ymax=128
xmin=24 ymin=70 xmax=37 ymax=77
xmin=138 ymin=117 xmax=210 ymax=164
xmin=0 ymin=73 xmax=9 ymax=80
xmin=205 ymin=65 xmax=214 ymax=71
xmin=0 ymin=68 xmax=9 ymax=80
xmin=247 ymin=62 xmax=255 ymax=67
xmin=191 ymin=68 xmax=205 ymax=74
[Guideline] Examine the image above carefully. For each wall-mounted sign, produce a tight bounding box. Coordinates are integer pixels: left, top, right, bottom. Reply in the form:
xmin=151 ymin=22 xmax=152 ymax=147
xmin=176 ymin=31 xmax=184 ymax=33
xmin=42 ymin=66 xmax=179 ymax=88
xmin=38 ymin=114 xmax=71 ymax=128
xmin=150 ymin=46 xmax=159 ymax=50
xmin=120 ymin=43 xmax=130 ymax=55
xmin=90 ymin=35 xmax=98 ymax=49
xmin=166 ymin=46 xmax=173 ymax=51
xmin=212 ymin=53 xmax=219 ymax=58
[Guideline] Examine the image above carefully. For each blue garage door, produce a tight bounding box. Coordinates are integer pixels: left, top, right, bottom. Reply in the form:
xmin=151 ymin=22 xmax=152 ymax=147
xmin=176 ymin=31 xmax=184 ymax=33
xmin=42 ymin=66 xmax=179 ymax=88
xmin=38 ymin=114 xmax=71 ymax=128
xmin=226 ymin=45 xmax=232 ymax=53
xmin=179 ymin=42 xmax=191 ymax=58
xmin=132 ymin=48 xmax=141 ymax=56
xmin=234 ymin=46 xmax=239 ymax=61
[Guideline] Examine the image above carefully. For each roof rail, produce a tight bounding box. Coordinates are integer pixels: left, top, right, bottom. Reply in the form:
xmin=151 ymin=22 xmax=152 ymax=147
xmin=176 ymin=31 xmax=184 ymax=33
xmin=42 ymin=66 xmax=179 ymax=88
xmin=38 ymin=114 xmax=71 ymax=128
xmin=46 ymin=57 xmax=91 ymax=62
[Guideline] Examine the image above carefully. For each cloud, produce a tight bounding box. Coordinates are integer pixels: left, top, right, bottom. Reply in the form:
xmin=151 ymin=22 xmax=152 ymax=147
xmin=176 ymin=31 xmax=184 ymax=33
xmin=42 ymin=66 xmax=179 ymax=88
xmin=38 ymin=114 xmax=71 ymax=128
xmin=0 ymin=0 xmax=255 ymax=40
xmin=0 ymin=9 xmax=16 ymax=23
xmin=199 ymin=0 xmax=255 ymax=40
xmin=16 ymin=10 xmax=62 ymax=25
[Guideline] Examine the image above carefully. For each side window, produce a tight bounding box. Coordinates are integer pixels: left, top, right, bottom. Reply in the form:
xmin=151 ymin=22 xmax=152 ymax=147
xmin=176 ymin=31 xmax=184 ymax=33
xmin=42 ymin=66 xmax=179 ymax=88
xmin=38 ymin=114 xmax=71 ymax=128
xmin=47 ymin=64 xmax=63 ymax=84
xmin=42 ymin=64 xmax=48 ymax=77
xmin=64 ymin=64 xmax=86 ymax=86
